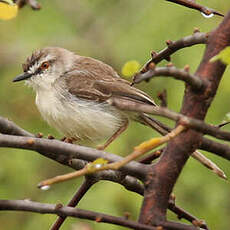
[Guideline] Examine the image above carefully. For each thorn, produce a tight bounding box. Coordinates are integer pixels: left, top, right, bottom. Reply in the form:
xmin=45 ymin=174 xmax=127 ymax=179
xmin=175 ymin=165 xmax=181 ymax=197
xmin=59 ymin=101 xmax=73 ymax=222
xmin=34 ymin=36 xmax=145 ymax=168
xmin=130 ymin=82 xmax=134 ymax=86
xmin=169 ymin=193 xmax=176 ymax=203
xmin=140 ymin=66 xmax=148 ymax=73
xmin=155 ymin=150 xmax=162 ymax=156
xmin=166 ymin=39 xmax=173 ymax=46
xmin=55 ymin=203 xmax=63 ymax=210
xmin=27 ymin=139 xmax=35 ymax=145
xmin=151 ymin=50 xmax=157 ymax=58
xmin=148 ymin=62 xmax=156 ymax=70
xmin=48 ymin=134 xmax=55 ymax=140
xmin=165 ymin=56 xmax=171 ymax=62
xmin=166 ymin=62 xmax=174 ymax=67
xmin=95 ymin=216 xmax=102 ymax=222
xmin=192 ymin=219 xmax=205 ymax=227
xmin=193 ymin=27 xmax=200 ymax=33
xmin=214 ymin=168 xmax=227 ymax=180
xmin=64 ymin=138 xmax=74 ymax=144
xmin=218 ymin=121 xmax=230 ymax=128
xmin=184 ymin=64 xmax=190 ymax=72
xmin=123 ymin=211 xmax=131 ymax=220
xmin=203 ymin=9 xmax=212 ymax=16
xmin=35 ymin=132 xmax=43 ymax=138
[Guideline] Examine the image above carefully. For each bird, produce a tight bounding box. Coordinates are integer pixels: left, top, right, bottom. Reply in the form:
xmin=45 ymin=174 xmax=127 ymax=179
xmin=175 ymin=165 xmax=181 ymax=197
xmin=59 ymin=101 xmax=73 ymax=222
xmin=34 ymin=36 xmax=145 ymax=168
xmin=12 ymin=47 xmax=226 ymax=179
xmin=13 ymin=47 xmax=159 ymax=150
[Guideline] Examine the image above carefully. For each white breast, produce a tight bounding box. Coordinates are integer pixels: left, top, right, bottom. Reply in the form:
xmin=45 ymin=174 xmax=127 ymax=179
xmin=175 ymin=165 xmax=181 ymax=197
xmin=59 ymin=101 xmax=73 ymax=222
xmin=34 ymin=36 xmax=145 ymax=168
xmin=35 ymin=88 xmax=126 ymax=142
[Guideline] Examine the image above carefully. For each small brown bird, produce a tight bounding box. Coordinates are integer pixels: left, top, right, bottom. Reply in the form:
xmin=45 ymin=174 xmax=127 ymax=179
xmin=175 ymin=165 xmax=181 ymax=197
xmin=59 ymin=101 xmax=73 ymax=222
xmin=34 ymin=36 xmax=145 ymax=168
xmin=13 ymin=47 xmax=157 ymax=149
xmin=12 ymin=47 xmax=226 ymax=179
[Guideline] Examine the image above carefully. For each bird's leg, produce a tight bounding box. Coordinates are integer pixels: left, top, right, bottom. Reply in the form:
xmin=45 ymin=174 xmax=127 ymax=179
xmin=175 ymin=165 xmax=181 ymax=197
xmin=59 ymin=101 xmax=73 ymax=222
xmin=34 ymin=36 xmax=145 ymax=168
xmin=97 ymin=119 xmax=129 ymax=150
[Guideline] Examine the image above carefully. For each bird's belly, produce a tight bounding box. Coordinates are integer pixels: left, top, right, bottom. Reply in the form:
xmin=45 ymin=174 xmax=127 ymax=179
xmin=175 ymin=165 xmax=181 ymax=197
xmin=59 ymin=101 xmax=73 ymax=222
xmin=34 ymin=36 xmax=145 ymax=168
xmin=36 ymin=92 xmax=125 ymax=142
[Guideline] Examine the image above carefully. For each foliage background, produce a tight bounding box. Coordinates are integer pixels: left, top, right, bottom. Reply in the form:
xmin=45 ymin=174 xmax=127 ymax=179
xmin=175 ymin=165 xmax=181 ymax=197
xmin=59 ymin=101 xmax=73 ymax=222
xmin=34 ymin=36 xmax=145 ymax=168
xmin=0 ymin=1 xmax=229 ymax=229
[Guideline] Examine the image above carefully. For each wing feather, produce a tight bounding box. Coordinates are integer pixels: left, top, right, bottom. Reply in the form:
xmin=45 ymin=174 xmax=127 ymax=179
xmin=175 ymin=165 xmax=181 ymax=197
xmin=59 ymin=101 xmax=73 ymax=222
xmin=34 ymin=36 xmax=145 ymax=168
xmin=64 ymin=56 xmax=156 ymax=106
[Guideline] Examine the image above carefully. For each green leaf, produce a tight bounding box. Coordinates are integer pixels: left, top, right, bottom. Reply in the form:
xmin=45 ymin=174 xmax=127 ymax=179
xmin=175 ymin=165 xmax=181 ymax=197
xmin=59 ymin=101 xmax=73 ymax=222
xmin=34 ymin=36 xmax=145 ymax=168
xmin=121 ymin=60 xmax=141 ymax=78
xmin=210 ymin=47 xmax=230 ymax=65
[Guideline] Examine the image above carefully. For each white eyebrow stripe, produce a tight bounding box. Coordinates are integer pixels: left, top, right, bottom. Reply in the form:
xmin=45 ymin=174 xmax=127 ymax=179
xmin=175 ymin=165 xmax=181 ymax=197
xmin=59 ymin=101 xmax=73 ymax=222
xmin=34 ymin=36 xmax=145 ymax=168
xmin=27 ymin=54 xmax=55 ymax=74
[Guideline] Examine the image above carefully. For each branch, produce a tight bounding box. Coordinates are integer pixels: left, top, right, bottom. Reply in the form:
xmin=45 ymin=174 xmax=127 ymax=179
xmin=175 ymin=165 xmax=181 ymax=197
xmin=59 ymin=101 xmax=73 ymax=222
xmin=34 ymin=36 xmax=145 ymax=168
xmin=0 ymin=116 xmax=214 ymax=227
xmin=0 ymin=117 xmax=32 ymax=137
xmin=109 ymin=98 xmax=230 ymax=142
xmin=133 ymin=66 xmax=205 ymax=90
xmin=135 ymin=32 xmax=207 ymax=75
xmin=0 ymin=199 xmax=158 ymax=230
xmin=157 ymin=89 xmax=168 ymax=107
xmin=0 ymin=133 xmax=148 ymax=180
xmin=139 ymin=9 xmax=230 ymax=226
xmin=0 ymin=116 xmax=145 ymax=195
xmin=0 ymin=199 xmax=198 ymax=230
xmin=168 ymin=196 xmax=209 ymax=230
xmin=165 ymin=0 xmax=224 ymax=17
xmin=50 ymin=178 xmax=95 ymax=230
xmin=15 ymin=0 xmax=41 ymax=10
xmin=201 ymin=138 xmax=230 ymax=161
xmin=38 ymin=125 xmax=185 ymax=187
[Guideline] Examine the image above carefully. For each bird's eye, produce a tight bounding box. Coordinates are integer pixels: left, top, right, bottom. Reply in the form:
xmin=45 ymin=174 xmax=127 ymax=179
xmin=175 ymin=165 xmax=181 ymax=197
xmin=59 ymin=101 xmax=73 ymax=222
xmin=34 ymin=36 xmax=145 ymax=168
xmin=41 ymin=61 xmax=50 ymax=70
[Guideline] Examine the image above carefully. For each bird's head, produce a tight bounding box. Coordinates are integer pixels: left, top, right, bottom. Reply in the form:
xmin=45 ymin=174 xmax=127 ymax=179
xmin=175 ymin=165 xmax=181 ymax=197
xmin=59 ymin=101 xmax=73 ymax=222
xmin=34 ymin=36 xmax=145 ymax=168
xmin=13 ymin=47 xmax=75 ymax=90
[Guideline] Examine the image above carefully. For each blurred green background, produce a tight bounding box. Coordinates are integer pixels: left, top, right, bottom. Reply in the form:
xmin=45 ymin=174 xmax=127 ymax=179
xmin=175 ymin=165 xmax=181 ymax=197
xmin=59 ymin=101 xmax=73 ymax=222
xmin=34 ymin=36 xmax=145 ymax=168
xmin=0 ymin=0 xmax=230 ymax=229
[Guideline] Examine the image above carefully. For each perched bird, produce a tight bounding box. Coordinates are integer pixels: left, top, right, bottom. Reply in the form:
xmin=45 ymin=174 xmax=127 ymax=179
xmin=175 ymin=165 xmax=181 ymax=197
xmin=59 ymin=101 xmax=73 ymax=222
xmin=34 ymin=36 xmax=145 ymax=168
xmin=13 ymin=47 xmax=157 ymax=149
xmin=13 ymin=47 xmax=226 ymax=179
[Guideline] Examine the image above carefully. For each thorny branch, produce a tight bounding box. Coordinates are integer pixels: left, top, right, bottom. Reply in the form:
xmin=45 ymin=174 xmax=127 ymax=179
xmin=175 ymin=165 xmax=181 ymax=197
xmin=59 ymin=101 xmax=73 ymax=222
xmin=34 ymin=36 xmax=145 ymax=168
xmin=133 ymin=65 xmax=205 ymax=90
xmin=0 ymin=116 xmax=210 ymax=228
xmin=50 ymin=178 xmax=95 ymax=230
xmin=110 ymin=98 xmax=230 ymax=142
xmin=0 ymin=199 xmax=199 ymax=230
xmin=165 ymin=0 xmax=224 ymax=17
xmin=138 ymin=9 xmax=230 ymax=226
xmin=133 ymin=32 xmax=207 ymax=80
xmin=0 ymin=1 xmax=228 ymax=229
xmin=15 ymin=0 xmax=41 ymax=10
xmin=0 ymin=117 xmax=145 ymax=195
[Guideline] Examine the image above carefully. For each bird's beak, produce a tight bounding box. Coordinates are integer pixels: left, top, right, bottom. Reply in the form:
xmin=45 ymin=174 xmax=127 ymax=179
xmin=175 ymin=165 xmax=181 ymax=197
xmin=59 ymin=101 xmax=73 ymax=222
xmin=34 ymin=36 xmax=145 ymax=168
xmin=12 ymin=72 xmax=33 ymax=82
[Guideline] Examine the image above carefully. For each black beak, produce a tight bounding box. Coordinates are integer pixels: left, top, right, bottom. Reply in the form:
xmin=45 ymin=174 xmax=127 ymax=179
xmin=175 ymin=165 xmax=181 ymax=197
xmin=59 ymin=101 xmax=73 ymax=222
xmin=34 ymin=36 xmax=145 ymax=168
xmin=12 ymin=72 xmax=33 ymax=82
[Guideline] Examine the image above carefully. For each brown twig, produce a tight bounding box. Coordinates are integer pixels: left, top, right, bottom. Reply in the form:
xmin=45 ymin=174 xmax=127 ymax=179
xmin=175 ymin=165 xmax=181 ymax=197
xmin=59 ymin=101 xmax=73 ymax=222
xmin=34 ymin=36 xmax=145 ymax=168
xmin=0 ymin=199 xmax=157 ymax=230
xmin=138 ymin=149 xmax=164 ymax=164
xmin=166 ymin=0 xmax=224 ymax=17
xmin=168 ymin=196 xmax=209 ymax=230
xmin=0 ymin=199 xmax=199 ymax=230
xmin=218 ymin=121 xmax=230 ymax=128
xmin=15 ymin=0 xmax=41 ymax=10
xmin=109 ymin=98 xmax=230 ymax=142
xmin=157 ymin=89 xmax=167 ymax=107
xmin=201 ymin=138 xmax=230 ymax=161
xmin=50 ymin=178 xmax=96 ymax=230
xmin=135 ymin=32 xmax=207 ymax=76
xmin=133 ymin=66 xmax=205 ymax=91
xmin=0 ymin=133 xmax=148 ymax=180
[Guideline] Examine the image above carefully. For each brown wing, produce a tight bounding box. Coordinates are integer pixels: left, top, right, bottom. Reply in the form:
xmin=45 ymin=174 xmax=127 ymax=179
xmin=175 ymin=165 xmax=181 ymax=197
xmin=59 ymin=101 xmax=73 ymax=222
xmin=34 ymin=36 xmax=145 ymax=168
xmin=64 ymin=56 xmax=156 ymax=106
